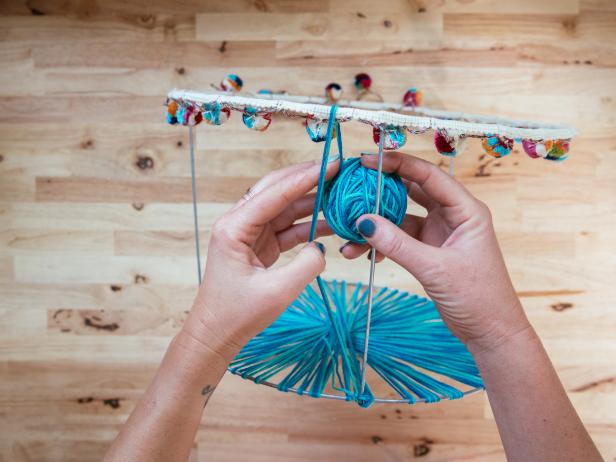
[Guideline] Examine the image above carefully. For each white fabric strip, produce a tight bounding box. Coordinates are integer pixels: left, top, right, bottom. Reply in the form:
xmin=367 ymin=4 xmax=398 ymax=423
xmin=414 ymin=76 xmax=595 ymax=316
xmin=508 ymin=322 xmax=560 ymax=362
xmin=167 ymin=89 xmax=576 ymax=141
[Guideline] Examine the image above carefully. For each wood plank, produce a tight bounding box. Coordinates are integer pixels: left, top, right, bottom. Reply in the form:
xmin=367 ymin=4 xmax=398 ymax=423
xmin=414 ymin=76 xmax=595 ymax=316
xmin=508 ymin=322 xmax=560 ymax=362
xmin=275 ymin=42 xmax=520 ymax=67
xmin=35 ymin=176 xmax=255 ymax=203
xmin=13 ymin=255 xmax=197 ymax=285
xmin=114 ymin=230 xmax=208 ymax=256
xmin=444 ymin=12 xmax=616 ymax=67
xmin=0 ymin=15 xmax=195 ymax=43
xmin=196 ymin=12 xmax=443 ymax=44
xmin=32 ymin=41 xmax=277 ymax=69
xmin=0 ymin=230 xmax=113 ymax=256
xmin=1 ymin=202 xmax=231 ymax=231
xmin=0 ymin=283 xmax=197 ymax=311
xmin=0 ymin=0 xmax=328 ymax=15
xmin=47 ymin=308 xmax=188 ymax=336
xmin=0 ymin=257 xmax=14 ymax=282
xmin=330 ymin=0 xmax=579 ymax=15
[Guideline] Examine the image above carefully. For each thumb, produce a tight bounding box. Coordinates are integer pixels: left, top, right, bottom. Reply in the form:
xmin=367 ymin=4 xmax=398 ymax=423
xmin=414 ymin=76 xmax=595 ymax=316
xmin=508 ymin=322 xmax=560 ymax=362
xmin=260 ymin=241 xmax=326 ymax=307
xmin=356 ymin=214 xmax=438 ymax=278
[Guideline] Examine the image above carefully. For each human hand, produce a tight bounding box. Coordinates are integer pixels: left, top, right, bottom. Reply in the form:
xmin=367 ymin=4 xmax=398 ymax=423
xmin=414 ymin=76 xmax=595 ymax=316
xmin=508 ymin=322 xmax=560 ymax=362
xmin=182 ymin=160 xmax=338 ymax=361
xmin=340 ymin=152 xmax=530 ymax=354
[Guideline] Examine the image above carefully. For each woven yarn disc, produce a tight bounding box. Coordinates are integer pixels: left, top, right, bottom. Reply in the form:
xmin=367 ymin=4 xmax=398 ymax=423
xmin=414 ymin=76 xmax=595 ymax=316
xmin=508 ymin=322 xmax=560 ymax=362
xmin=229 ymin=280 xmax=484 ymax=407
xmin=322 ymin=157 xmax=407 ymax=244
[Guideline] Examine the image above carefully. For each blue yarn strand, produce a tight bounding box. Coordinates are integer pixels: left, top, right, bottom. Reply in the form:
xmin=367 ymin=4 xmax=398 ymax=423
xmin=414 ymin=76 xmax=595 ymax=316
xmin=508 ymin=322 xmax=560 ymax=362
xmin=308 ymin=105 xmax=340 ymax=243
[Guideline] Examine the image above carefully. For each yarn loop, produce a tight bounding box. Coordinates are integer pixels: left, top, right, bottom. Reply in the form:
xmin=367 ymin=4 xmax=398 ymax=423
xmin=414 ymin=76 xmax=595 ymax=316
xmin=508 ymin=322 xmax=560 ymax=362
xmin=322 ymin=157 xmax=407 ymax=244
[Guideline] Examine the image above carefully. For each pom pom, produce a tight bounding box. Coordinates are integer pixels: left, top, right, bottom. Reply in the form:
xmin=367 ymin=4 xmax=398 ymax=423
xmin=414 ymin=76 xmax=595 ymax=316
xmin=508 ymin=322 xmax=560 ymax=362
xmin=220 ymin=74 xmax=243 ymax=93
xmin=202 ymin=102 xmax=231 ymax=126
xmin=354 ymin=73 xmax=372 ymax=92
xmin=242 ymin=107 xmax=272 ymax=132
xmin=322 ymin=157 xmax=407 ymax=244
xmin=434 ymin=130 xmax=467 ymax=157
xmin=403 ymin=88 xmax=423 ymax=107
xmin=176 ymin=104 xmax=203 ymax=126
xmin=166 ymin=100 xmax=178 ymax=125
xmin=545 ymin=140 xmax=570 ymax=161
xmin=325 ymin=82 xmax=343 ymax=102
xmin=305 ymin=117 xmax=337 ymax=143
xmin=522 ymin=139 xmax=569 ymax=161
xmin=482 ymin=135 xmax=513 ymax=158
xmin=373 ymin=125 xmax=407 ymax=150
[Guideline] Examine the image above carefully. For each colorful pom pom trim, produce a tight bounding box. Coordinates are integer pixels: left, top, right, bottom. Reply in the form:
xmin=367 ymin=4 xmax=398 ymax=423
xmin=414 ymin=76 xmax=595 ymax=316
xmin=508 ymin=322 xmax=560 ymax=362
xmin=176 ymin=104 xmax=203 ymax=126
xmin=354 ymin=73 xmax=372 ymax=92
xmin=202 ymin=102 xmax=231 ymax=126
xmin=220 ymin=74 xmax=243 ymax=93
xmin=434 ymin=130 xmax=467 ymax=157
xmin=306 ymin=117 xmax=337 ymax=143
xmin=325 ymin=83 xmax=343 ymax=102
xmin=373 ymin=125 xmax=407 ymax=150
xmin=482 ymin=135 xmax=514 ymax=158
xmin=243 ymin=107 xmax=272 ymax=132
xmin=403 ymin=88 xmax=422 ymax=108
xmin=166 ymin=87 xmax=576 ymax=163
xmin=522 ymin=139 xmax=569 ymax=161
xmin=166 ymin=100 xmax=178 ymax=125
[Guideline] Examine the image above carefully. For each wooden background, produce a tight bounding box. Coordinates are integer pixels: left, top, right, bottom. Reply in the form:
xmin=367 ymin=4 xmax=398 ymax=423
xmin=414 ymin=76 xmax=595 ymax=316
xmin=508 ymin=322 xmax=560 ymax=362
xmin=1 ymin=0 xmax=615 ymax=460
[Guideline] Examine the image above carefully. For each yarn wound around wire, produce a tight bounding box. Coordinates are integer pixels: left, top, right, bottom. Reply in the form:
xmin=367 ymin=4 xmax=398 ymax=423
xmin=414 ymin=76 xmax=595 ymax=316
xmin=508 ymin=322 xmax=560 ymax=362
xmin=322 ymin=157 xmax=407 ymax=244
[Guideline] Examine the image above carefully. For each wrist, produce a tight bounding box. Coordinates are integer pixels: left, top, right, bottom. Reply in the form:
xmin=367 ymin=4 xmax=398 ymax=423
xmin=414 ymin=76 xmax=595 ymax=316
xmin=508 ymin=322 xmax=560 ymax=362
xmin=468 ymin=322 xmax=541 ymax=370
xmin=465 ymin=296 xmax=532 ymax=354
xmin=180 ymin=308 xmax=242 ymax=366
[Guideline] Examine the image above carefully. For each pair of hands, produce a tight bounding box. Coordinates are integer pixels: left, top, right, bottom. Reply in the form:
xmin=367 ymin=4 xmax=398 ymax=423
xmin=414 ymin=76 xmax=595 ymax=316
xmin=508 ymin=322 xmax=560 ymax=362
xmin=183 ymin=152 xmax=529 ymax=362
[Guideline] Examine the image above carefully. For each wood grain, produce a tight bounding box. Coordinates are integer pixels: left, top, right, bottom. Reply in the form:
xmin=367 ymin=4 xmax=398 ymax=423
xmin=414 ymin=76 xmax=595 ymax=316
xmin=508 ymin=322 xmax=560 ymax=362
xmin=1 ymin=0 xmax=615 ymax=460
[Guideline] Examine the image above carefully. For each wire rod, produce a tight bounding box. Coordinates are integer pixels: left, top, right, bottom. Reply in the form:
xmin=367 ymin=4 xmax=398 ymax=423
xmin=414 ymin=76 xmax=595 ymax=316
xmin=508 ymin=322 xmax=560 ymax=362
xmin=359 ymin=126 xmax=385 ymax=397
xmin=188 ymin=126 xmax=203 ymax=284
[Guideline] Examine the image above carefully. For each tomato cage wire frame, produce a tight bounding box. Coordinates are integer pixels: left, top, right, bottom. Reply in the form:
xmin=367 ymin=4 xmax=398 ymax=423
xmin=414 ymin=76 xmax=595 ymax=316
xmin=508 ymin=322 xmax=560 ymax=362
xmin=167 ymin=88 xmax=576 ymax=406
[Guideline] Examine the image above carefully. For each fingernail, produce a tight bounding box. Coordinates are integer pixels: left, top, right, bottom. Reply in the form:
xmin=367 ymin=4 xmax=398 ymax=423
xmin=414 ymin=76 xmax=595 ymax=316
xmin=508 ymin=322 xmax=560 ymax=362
xmin=360 ymin=152 xmax=376 ymax=157
xmin=314 ymin=241 xmax=326 ymax=255
xmin=338 ymin=242 xmax=349 ymax=253
xmin=357 ymin=219 xmax=376 ymax=238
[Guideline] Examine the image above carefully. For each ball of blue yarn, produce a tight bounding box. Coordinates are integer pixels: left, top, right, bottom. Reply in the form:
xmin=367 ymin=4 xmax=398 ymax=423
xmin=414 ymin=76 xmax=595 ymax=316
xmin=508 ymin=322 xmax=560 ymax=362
xmin=322 ymin=157 xmax=407 ymax=244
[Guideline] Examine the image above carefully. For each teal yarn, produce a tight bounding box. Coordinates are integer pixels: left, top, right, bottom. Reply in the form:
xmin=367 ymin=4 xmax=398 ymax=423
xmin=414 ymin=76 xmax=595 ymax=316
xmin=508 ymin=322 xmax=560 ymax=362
xmin=229 ymin=280 xmax=484 ymax=407
xmin=322 ymin=157 xmax=407 ymax=244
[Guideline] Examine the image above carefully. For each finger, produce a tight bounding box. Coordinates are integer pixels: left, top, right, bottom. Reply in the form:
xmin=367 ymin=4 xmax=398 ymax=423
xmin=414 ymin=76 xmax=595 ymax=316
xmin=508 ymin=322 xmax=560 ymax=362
xmin=355 ymin=214 xmax=439 ymax=277
xmin=270 ymin=193 xmax=317 ymax=232
xmin=405 ymin=180 xmax=437 ymax=211
xmin=339 ymin=214 xmax=424 ymax=259
xmin=339 ymin=242 xmax=370 ymax=259
xmin=277 ymin=220 xmax=333 ymax=252
xmin=257 ymin=241 xmax=326 ymax=308
xmin=361 ymin=151 xmax=475 ymax=209
xmin=233 ymin=161 xmax=317 ymax=210
xmin=230 ymin=160 xmax=339 ymax=231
